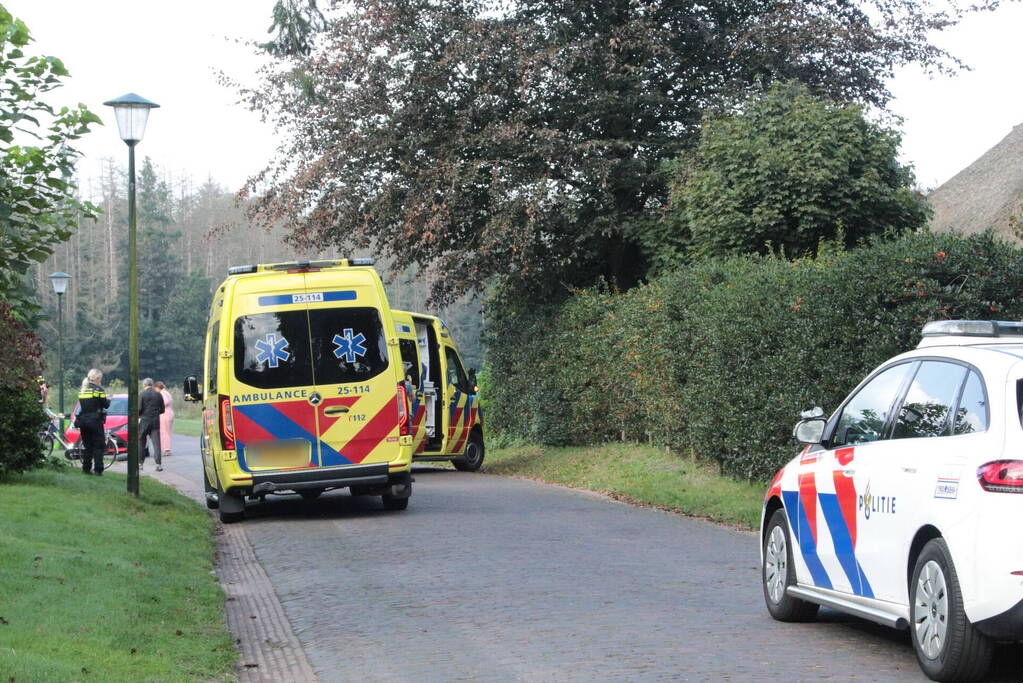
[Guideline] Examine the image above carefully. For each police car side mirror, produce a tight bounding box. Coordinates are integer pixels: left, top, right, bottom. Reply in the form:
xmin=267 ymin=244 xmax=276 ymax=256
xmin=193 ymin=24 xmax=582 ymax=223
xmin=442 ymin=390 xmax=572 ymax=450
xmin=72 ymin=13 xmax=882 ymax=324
xmin=467 ymin=368 xmax=478 ymax=394
xmin=183 ymin=375 xmax=202 ymax=402
xmin=793 ymin=418 xmax=827 ymax=445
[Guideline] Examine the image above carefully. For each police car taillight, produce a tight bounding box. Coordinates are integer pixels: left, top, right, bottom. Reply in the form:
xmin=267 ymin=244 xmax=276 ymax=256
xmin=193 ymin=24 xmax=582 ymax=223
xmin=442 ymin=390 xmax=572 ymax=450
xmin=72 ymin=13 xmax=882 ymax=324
xmin=218 ymin=394 xmax=236 ymax=450
xmin=977 ymin=460 xmax=1023 ymax=493
xmin=396 ymin=383 xmax=411 ymax=436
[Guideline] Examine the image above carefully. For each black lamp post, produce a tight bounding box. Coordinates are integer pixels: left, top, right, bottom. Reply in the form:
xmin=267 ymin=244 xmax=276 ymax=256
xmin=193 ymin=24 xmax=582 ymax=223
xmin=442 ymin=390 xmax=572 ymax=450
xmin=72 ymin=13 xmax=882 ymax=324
xmin=48 ymin=271 xmax=71 ymax=431
xmin=103 ymin=92 xmax=159 ymax=497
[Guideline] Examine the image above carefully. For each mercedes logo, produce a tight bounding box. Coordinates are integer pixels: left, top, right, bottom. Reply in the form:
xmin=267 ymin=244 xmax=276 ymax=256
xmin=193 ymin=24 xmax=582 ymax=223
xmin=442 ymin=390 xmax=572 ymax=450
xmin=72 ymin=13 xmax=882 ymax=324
xmin=308 ymin=391 xmax=322 ymax=406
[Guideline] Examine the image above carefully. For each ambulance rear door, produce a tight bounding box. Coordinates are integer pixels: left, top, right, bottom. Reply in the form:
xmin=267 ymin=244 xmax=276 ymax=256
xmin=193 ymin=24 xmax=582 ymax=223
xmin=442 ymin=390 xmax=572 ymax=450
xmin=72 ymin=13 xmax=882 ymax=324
xmin=305 ymin=270 xmax=401 ymax=466
xmin=441 ymin=334 xmax=475 ymax=455
xmin=229 ymin=272 xmax=323 ymax=472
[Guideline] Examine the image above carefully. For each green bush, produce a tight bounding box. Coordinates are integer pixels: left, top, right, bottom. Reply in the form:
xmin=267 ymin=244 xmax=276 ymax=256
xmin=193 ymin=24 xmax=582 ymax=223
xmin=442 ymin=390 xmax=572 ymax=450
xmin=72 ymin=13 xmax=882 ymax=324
xmin=0 ymin=300 xmax=46 ymax=477
xmin=486 ymin=232 xmax=1023 ymax=481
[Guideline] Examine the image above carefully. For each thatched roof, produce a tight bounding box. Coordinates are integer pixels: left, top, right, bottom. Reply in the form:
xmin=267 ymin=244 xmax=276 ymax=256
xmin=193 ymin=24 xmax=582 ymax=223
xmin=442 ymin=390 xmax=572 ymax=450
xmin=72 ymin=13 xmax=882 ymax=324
xmin=927 ymin=123 xmax=1023 ymax=242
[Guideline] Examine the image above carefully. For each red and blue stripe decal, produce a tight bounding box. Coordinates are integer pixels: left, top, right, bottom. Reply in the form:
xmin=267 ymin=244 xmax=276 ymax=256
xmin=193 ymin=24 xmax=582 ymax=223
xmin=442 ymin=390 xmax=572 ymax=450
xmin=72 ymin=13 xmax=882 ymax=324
xmin=781 ymin=461 xmax=873 ymax=597
xmin=233 ymin=400 xmax=352 ymax=468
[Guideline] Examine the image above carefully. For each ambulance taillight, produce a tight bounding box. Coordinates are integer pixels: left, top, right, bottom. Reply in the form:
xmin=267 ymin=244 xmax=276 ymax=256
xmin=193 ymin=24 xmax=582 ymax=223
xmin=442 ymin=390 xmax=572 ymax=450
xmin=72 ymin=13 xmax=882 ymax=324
xmin=397 ymin=383 xmax=411 ymax=437
xmin=218 ymin=394 xmax=236 ymax=450
xmin=977 ymin=460 xmax=1023 ymax=493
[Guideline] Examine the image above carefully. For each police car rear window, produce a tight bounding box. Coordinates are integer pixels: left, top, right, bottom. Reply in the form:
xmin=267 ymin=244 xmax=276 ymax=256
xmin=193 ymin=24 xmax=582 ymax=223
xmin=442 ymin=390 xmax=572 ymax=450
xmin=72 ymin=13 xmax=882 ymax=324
xmin=234 ymin=308 xmax=389 ymax=389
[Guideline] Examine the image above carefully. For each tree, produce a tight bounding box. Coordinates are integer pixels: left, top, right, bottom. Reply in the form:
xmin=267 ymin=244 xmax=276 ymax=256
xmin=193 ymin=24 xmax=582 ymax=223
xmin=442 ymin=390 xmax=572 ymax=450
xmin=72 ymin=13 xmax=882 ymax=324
xmin=243 ymin=0 xmax=993 ymax=303
xmin=657 ymin=82 xmax=929 ymax=262
xmin=0 ymin=3 xmax=99 ymax=315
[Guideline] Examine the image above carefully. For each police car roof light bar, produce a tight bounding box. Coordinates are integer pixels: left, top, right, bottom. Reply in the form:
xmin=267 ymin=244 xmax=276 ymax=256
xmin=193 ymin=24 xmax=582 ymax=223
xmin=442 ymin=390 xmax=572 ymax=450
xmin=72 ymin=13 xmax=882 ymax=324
xmin=921 ymin=320 xmax=1023 ymax=338
xmin=228 ymin=264 xmax=258 ymax=275
xmin=348 ymin=257 xmax=375 ymax=266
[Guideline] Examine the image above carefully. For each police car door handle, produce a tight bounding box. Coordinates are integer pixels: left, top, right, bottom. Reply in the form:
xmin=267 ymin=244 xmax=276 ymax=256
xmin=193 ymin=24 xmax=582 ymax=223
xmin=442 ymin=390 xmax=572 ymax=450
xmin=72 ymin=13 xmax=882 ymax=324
xmin=842 ymin=469 xmax=855 ymax=477
xmin=901 ymin=466 xmax=917 ymax=474
xmin=323 ymin=406 xmax=350 ymax=416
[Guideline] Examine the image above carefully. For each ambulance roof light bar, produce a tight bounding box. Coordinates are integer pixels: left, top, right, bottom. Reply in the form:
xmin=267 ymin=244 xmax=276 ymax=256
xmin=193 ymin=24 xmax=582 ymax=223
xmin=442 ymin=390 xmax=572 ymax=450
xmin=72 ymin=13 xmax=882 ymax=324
xmin=228 ymin=258 xmax=375 ymax=275
xmin=921 ymin=320 xmax=1023 ymax=338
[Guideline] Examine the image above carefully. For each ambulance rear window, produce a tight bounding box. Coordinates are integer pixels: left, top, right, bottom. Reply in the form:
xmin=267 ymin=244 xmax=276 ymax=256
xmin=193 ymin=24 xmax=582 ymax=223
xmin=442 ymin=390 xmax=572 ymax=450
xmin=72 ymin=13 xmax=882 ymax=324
xmin=308 ymin=308 xmax=389 ymax=384
xmin=235 ymin=311 xmax=314 ymax=389
xmin=234 ymin=307 xmax=390 ymax=388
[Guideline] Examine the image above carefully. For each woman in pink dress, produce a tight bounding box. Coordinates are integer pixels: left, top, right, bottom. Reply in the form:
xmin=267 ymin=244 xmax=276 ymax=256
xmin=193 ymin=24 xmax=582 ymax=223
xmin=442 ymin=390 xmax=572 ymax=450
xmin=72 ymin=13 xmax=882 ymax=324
xmin=155 ymin=381 xmax=174 ymax=456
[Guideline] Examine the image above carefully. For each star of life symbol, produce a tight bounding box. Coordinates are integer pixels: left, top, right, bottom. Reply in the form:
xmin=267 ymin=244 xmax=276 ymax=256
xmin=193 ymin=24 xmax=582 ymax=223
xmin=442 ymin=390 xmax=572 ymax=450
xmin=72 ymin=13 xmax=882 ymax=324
xmin=254 ymin=333 xmax=291 ymax=368
xmin=333 ymin=328 xmax=368 ymax=363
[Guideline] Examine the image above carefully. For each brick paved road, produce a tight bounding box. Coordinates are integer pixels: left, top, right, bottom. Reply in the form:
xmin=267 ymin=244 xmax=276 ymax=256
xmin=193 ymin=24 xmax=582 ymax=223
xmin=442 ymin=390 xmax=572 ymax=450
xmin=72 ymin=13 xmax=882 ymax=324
xmin=164 ymin=438 xmax=1021 ymax=681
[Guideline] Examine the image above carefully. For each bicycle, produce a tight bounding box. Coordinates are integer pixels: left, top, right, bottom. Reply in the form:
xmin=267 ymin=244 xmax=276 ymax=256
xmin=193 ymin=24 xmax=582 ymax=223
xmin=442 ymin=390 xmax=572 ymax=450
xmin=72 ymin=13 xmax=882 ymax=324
xmin=39 ymin=407 xmax=118 ymax=470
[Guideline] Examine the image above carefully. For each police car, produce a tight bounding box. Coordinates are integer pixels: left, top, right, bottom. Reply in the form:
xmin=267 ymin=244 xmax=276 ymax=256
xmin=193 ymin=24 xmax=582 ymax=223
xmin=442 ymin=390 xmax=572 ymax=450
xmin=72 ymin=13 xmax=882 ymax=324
xmin=762 ymin=320 xmax=1023 ymax=682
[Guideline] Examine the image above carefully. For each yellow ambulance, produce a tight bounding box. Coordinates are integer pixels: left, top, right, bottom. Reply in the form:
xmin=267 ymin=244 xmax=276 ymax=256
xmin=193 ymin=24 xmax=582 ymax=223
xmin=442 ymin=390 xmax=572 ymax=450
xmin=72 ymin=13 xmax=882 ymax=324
xmin=390 ymin=310 xmax=484 ymax=469
xmin=183 ymin=258 xmax=419 ymax=523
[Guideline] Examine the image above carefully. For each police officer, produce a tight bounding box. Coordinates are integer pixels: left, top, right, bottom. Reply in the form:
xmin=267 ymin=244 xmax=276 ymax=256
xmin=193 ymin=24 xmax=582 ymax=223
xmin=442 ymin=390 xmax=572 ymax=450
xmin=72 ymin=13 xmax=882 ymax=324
xmin=77 ymin=368 xmax=110 ymax=476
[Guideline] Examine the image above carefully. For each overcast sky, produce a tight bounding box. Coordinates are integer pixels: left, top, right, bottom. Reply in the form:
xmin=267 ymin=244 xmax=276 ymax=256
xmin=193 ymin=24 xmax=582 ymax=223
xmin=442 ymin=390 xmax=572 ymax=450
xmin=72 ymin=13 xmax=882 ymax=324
xmin=10 ymin=1 xmax=1023 ymax=196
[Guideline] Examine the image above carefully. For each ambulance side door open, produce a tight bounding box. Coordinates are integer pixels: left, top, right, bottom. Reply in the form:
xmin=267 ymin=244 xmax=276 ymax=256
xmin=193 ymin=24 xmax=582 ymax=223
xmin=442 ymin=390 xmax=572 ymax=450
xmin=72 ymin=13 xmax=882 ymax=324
xmin=442 ymin=345 xmax=473 ymax=454
xmin=414 ymin=319 xmax=443 ymax=451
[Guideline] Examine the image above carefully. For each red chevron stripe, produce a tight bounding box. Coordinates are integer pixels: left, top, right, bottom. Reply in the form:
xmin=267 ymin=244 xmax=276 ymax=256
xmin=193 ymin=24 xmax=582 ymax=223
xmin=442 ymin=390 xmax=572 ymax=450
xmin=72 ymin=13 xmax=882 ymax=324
xmin=339 ymin=400 xmax=398 ymax=463
xmin=798 ymin=471 xmax=819 ymax=545
xmin=233 ymin=408 xmax=275 ymax=445
xmin=316 ymin=396 xmax=362 ymax=434
xmin=833 ymin=470 xmax=858 ymax=548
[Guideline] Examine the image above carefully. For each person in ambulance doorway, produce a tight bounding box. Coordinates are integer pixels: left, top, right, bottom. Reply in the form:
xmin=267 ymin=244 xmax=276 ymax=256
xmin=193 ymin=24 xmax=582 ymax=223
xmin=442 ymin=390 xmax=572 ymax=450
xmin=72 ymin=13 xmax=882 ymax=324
xmin=138 ymin=377 xmax=165 ymax=472
xmin=76 ymin=369 xmax=110 ymax=476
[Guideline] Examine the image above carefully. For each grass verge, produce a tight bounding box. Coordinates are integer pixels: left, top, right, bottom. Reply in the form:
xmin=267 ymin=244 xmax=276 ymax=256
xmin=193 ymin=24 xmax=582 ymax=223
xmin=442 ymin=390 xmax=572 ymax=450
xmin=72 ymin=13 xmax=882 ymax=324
xmin=485 ymin=442 xmax=764 ymax=529
xmin=173 ymin=417 xmax=203 ymax=437
xmin=0 ymin=467 xmax=235 ymax=681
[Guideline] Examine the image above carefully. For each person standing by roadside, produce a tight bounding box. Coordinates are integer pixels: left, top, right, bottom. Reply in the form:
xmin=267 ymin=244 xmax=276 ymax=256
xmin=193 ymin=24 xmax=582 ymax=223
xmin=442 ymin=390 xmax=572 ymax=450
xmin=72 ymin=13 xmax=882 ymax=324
xmin=155 ymin=381 xmax=174 ymax=457
xmin=76 ymin=369 xmax=109 ymax=476
xmin=138 ymin=377 xmax=165 ymax=472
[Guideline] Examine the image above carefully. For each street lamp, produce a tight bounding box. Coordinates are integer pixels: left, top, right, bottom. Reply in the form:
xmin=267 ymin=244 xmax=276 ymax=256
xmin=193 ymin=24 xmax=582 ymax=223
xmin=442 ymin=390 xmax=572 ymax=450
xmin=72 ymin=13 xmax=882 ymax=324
xmin=103 ymin=92 xmax=159 ymax=497
xmin=48 ymin=271 xmax=71 ymax=432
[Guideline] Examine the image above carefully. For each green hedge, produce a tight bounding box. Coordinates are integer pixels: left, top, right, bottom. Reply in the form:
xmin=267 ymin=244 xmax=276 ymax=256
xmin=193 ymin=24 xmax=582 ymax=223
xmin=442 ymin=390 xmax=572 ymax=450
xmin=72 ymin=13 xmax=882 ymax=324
xmin=0 ymin=300 xmax=46 ymax=477
xmin=485 ymin=232 xmax=1023 ymax=481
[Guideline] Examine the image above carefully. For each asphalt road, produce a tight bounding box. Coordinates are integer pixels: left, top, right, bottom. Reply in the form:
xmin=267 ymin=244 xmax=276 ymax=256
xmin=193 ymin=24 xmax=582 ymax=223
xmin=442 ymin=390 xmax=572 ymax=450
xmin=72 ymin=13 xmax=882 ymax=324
xmin=148 ymin=434 xmax=1022 ymax=681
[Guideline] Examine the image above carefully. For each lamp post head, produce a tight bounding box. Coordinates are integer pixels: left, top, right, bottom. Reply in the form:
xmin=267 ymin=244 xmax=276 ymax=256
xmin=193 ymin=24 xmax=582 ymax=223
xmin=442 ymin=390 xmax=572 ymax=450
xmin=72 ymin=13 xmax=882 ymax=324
xmin=102 ymin=92 xmax=160 ymax=145
xmin=48 ymin=271 xmax=71 ymax=295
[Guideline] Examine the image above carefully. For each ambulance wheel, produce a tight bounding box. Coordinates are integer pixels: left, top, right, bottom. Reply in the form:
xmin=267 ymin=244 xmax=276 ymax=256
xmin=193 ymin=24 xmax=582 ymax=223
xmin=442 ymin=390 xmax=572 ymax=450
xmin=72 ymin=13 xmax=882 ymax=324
xmin=382 ymin=494 xmax=409 ymax=511
xmin=453 ymin=431 xmax=484 ymax=472
xmin=762 ymin=508 xmax=819 ymax=622
xmin=299 ymin=488 xmax=323 ymax=501
xmin=218 ymin=488 xmax=245 ymax=524
xmin=910 ymin=538 xmax=992 ymax=682
xmin=203 ymin=468 xmax=219 ymax=509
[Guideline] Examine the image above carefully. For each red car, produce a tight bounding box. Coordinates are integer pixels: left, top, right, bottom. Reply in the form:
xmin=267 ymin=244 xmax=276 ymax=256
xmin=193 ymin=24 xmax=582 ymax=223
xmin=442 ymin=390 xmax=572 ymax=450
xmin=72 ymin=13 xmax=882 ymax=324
xmin=65 ymin=393 xmax=128 ymax=455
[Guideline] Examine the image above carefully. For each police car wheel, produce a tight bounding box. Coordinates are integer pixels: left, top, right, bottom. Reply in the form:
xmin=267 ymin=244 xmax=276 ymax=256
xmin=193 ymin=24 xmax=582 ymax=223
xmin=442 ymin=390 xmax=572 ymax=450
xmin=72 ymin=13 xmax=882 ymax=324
xmin=762 ymin=508 xmax=819 ymax=622
xmin=453 ymin=432 xmax=485 ymax=472
xmin=910 ymin=539 xmax=992 ymax=682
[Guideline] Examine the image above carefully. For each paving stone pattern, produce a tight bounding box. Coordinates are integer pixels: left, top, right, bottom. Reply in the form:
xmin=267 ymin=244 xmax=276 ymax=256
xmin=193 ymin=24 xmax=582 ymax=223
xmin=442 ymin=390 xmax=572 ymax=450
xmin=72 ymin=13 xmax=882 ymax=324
xmin=149 ymin=438 xmax=1022 ymax=681
xmin=238 ymin=470 xmax=928 ymax=681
